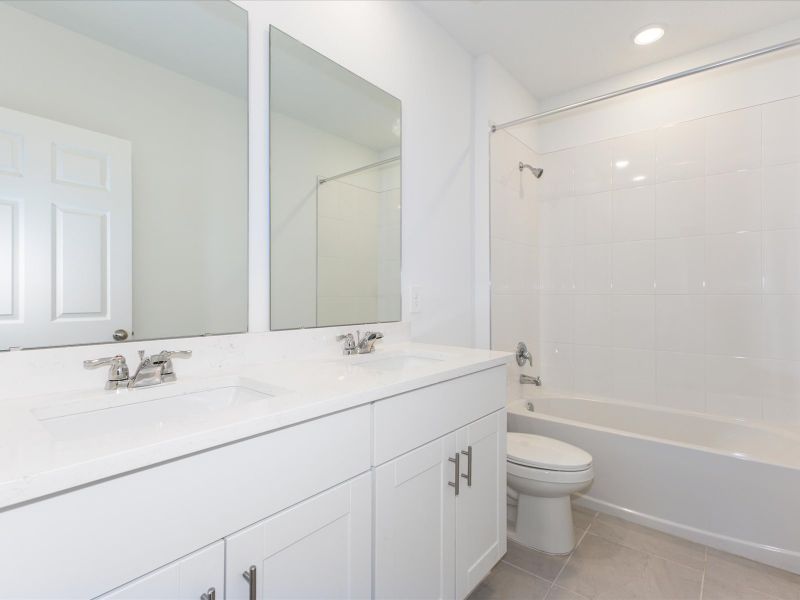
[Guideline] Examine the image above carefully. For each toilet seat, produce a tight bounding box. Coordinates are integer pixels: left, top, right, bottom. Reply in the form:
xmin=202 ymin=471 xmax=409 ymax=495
xmin=507 ymin=432 xmax=592 ymax=472
xmin=507 ymin=458 xmax=594 ymax=484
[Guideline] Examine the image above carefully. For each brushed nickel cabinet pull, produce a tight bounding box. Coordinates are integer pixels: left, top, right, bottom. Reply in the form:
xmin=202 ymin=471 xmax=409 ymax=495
xmin=461 ymin=445 xmax=473 ymax=486
xmin=242 ymin=565 xmax=256 ymax=600
xmin=200 ymin=587 xmax=216 ymax=600
xmin=448 ymin=452 xmax=460 ymax=496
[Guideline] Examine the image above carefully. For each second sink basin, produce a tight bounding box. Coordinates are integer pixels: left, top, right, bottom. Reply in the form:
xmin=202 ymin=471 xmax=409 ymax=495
xmin=350 ymin=351 xmax=448 ymax=372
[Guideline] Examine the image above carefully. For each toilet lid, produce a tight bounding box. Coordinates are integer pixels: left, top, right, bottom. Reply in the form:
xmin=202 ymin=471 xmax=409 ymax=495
xmin=507 ymin=433 xmax=592 ymax=472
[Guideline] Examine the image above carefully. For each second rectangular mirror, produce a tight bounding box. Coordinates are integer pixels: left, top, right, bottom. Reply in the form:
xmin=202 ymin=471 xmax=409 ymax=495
xmin=269 ymin=27 xmax=402 ymax=331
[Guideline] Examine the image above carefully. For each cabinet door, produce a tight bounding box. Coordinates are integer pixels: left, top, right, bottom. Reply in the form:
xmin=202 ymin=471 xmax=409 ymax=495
xmin=225 ymin=473 xmax=371 ymax=600
xmin=374 ymin=433 xmax=458 ymax=599
xmin=97 ymin=541 xmax=223 ymax=600
xmin=455 ymin=410 xmax=506 ymax=599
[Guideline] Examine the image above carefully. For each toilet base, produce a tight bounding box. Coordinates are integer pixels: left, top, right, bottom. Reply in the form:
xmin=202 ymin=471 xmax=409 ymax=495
xmin=512 ymin=494 xmax=576 ymax=555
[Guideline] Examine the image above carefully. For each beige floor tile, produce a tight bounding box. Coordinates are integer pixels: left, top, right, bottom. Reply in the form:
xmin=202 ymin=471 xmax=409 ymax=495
xmin=702 ymin=574 xmax=784 ymax=600
xmin=545 ymin=584 xmax=591 ymax=600
xmin=705 ymin=548 xmax=800 ymax=600
xmin=591 ymin=513 xmax=706 ymax=570
xmin=469 ymin=561 xmax=552 ymax=600
xmin=504 ymin=540 xmax=571 ymax=582
xmin=573 ymin=506 xmax=596 ymax=534
xmin=555 ymin=533 xmax=703 ymax=600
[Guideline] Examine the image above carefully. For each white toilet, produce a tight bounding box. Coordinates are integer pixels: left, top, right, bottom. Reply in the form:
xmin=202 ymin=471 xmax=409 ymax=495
xmin=506 ymin=432 xmax=594 ymax=555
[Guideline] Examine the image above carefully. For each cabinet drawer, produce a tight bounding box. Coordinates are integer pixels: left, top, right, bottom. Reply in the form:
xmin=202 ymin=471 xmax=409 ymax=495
xmin=0 ymin=405 xmax=370 ymax=599
xmin=96 ymin=541 xmax=224 ymax=600
xmin=373 ymin=366 xmax=506 ymax=465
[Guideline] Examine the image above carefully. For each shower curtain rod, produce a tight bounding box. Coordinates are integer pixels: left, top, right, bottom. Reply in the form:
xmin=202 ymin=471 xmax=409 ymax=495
xmin=318 ymin=155 xmax=400 ymax=185
xmin=491 ymin=37 xmax=800 ymax=132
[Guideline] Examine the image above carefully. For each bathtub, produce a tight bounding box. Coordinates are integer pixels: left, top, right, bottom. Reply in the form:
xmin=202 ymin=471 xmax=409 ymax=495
xmin=507 ymin=395 xmax=800 ymax=575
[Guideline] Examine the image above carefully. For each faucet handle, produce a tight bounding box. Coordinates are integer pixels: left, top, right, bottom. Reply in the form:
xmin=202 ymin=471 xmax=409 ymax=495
xmin=336 ymin=333 xmax=357 ymax=355
xmin=84 ymin=355 xmax=129 ymax=389
xmin=152 ymin=350 xmax=192 ymax=363
xmin=516 ymin=341 xmax=533 ymax=367
xmin=84 ymin=355 xmax=126 ymax=369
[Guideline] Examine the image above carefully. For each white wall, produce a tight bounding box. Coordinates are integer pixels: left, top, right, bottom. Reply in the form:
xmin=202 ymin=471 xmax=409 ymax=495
xmin=243 ymin=0 xmax=476 ymax=346
xmin=0 ymin=3 xmax=248 ymax=342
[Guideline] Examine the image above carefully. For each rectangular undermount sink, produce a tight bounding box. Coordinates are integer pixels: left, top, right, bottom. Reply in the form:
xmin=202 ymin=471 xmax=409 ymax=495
xmin=33 ymin=378 xmax=280 ymax=441
xmin=351 ymin=351 xmax=448 ymax=372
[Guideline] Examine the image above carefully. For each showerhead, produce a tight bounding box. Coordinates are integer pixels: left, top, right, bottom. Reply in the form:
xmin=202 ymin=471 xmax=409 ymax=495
xmin=519 ymin=161 xmax=544 ymax=179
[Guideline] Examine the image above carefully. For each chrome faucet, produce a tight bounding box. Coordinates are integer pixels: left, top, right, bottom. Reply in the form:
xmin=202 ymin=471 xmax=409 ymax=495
xmin=520 ymin=374 xmax=542 ymax=386
xmin=336 ymin=330 xmax=384 ymax=355
xmin=128 ymin=349 xmax=192 ymax=388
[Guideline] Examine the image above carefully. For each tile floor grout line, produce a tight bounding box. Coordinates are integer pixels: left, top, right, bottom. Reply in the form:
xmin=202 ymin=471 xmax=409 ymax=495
xmin=498 ymin=556 xmax=557 ymax=586
xmin=699 ymin=568 xmax=706 ymax=600
xmin=549 ymin=522 xmax=592 ymax=591
xmin=543 ymin=580 xmax=556 ymax=600
xmin=583 ymin=527 xmax=707 ymax=574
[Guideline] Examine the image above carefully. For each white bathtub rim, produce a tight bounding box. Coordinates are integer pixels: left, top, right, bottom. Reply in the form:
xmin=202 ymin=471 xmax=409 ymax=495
xmin=574 ymin=493 xmax=800 ymax=576
xmin=508 ymin=398 xmax=800 ymax=471
xmin=519 ymin=391 xmax=800 ymax=439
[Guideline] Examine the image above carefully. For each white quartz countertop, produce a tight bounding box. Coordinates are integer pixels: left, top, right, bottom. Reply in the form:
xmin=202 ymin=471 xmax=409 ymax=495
xmin=0 ymin=343 xmax=510 ymax=510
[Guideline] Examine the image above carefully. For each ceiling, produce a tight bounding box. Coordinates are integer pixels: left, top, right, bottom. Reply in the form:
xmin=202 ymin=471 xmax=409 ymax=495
xmin=416 ymin=0 xmax=800 ymax=100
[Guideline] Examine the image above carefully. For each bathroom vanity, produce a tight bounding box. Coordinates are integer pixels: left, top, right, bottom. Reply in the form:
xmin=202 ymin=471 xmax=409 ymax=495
xmin=0 ymin=344 xmax=509 ymax=599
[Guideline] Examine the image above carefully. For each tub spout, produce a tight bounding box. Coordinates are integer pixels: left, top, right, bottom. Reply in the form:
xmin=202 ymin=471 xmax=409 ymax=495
xmin=520 ymin=374 xmax=542 ymax=386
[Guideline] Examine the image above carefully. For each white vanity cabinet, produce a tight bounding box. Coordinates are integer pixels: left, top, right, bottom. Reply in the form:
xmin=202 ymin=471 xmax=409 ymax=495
xmin=0 ymin=406 xmax=371 ymax=599
xmin=225 ymin=473 xmax=372 ymax=600
xmin=96 ymin=542 xmax=224 ymax=600
xmin=373 ymin=367 xmax=507 ymax=600
xmin=0 ymin=359 xmax=508 ymax=600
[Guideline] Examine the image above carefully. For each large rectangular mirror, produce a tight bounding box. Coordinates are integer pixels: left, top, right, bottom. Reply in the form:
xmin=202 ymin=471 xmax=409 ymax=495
xmin=269 ymin=27 xmax=402 ymax=331
xmin=0 ymin=0 xmax=248 ymax=351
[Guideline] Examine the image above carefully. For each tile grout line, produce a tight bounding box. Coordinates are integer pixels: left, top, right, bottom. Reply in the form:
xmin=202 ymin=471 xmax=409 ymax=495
xmin=549 ymin=513 xmax=596 ymax=592
xmin=497 ymin=556 xmax=555 ymax=587
xmin=587 ymin=518 xmax=707 ymax=574
xmin=699 ymin=568 xmax=706 ymax=600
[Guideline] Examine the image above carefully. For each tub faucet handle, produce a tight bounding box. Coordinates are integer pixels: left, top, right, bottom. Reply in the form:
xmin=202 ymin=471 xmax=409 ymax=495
xmin=516 ymin=341 xmax=533 ymax=367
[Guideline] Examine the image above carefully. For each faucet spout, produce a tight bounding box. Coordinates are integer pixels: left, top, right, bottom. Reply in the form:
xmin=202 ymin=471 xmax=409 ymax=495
xmin=356 ymin=330 xmax=384 ymax=354
xmin=520 ymin=374 xmax=542 ymax=386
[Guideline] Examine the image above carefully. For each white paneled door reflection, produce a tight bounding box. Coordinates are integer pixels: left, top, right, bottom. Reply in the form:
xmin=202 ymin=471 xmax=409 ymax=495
xmin=0 ymin=106 xmax=131 ymax=349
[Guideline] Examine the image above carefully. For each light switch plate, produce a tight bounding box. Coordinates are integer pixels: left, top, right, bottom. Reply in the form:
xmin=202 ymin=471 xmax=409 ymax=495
xmin=410 ymin=286 xmax=422 ymax=313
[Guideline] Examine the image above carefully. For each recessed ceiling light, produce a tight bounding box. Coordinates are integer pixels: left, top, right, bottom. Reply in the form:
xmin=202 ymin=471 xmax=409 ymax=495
xmin=633 ymin=25 xmax=665 ymax=46
xmin=615 ymin=160 xmax=630 ymax=169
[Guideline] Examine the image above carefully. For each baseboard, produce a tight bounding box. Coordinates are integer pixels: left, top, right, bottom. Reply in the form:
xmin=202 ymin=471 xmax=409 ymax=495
xmin=574 ymin=494 xmax=800 ymax=576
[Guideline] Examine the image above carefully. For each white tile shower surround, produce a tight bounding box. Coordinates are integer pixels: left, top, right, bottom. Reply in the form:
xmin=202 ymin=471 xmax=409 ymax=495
xmin=491 ymin=130 xmax=541 ymax=398
xmin=505 ymin=94 xmax=800 ymax=425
